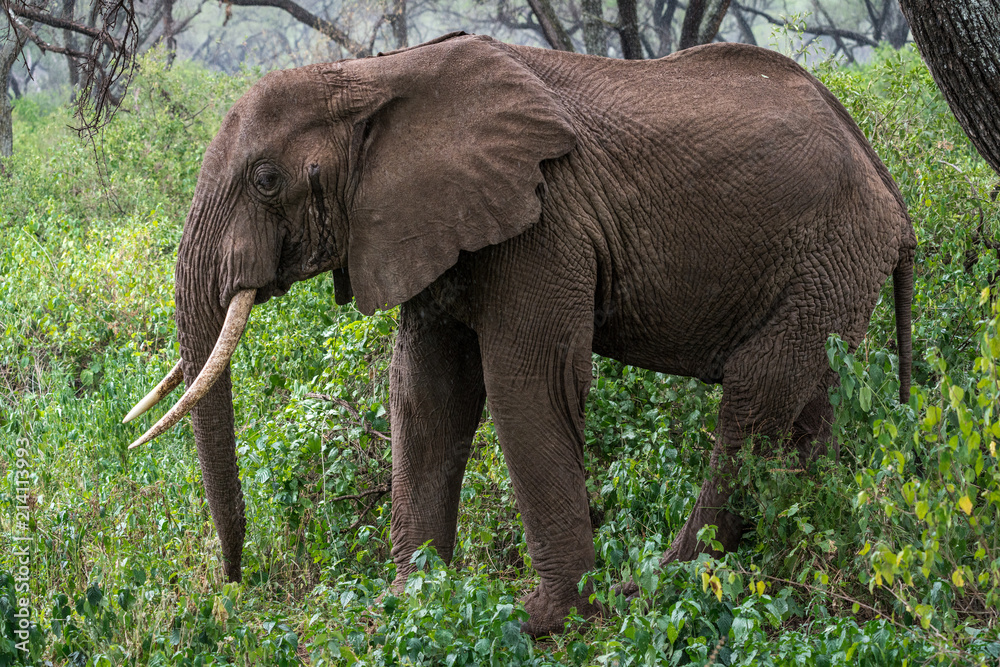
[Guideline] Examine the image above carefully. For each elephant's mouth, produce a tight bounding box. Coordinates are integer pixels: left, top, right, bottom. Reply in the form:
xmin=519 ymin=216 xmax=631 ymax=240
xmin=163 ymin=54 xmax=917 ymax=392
xmin=254 ymin=279 xmax=291 ymax=305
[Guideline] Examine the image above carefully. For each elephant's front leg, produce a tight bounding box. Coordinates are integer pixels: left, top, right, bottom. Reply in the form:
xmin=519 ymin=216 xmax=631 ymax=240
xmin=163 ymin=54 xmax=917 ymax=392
xmin=388 ymin=295 xmax=486 ymax=591
xmin=481 ymin=326 xmax=601 ymax=636
xmin=475 ymin=272 xmax=602 ymax=635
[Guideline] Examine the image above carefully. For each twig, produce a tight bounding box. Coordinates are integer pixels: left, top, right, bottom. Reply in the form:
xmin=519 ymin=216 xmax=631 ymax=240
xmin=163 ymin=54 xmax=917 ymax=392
xmin=305 ymin=392 xmax=391 ymax=441
xmin=734 ymin=567 xmax=907 ymax=632
xmin=329 ymin=485 xmax=389 ymax=503
xmin=339 ymin=487 xmax=389 ymax=534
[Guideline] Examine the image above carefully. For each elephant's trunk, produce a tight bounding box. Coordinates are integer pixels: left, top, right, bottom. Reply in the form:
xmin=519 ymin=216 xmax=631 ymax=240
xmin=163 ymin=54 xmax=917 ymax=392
xmin=173 ymin=247 xmax=249 ymax=582
xmin=186 ymin=363 xmax=247 ymax=583
xmin=150 ymin=194 xmax=252 ymax=583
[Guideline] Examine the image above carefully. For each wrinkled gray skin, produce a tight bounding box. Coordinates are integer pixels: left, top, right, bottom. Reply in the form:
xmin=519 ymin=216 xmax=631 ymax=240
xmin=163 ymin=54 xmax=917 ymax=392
xmin=172 ymin=33 xmax=915 ymax=636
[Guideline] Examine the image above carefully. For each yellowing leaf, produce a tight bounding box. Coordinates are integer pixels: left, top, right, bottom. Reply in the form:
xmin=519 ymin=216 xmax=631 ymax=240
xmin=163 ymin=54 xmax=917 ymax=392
xmin=709 ymin=575 xmax=723 ymax=602
xmin=915 ymin=604 xmax=934 ymax=630
xmin=756 ymin=581 xmax=765 ymax=596
xmin=952 ymin=569 xmax=965 ymax=588
xmin=959 ymin=495 xmax=973 ymax=515
xmin=858 ymin=542 xmax=872 ymax=556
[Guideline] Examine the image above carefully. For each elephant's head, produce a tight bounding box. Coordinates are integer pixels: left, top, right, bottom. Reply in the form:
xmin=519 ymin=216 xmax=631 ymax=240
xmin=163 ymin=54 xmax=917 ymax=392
xmin=124 ymin=33 xmax=576 ymax=581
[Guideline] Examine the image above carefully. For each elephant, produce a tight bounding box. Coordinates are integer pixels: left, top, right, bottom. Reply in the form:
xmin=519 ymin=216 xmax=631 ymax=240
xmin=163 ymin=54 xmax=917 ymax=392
xmin=124 ymin=32 xmax=915 ymax=636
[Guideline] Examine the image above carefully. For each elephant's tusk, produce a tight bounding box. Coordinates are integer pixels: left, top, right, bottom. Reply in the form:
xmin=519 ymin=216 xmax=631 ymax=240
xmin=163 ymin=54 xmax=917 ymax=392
xmin=128 ymin=289 xmax=257 ymax=449
xmin=122 ymin=361 xmax=184 ymax=423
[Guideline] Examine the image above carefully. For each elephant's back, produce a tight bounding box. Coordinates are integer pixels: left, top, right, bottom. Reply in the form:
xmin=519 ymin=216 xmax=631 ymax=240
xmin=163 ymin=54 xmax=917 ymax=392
xmin=522 ymin=46 xmax=908 ymax=380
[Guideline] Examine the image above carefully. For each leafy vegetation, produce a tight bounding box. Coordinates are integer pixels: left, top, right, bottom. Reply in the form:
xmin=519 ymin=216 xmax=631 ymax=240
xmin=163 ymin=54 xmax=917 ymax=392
xmin=1 ymin=45 xmax=999 ymax=665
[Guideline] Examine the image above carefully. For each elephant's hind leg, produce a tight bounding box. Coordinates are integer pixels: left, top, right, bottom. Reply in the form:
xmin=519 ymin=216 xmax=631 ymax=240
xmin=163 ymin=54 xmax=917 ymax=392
xmin=388 ymin=294 xmax=487 ymax=592
xmin=789 ymin=373 xmax=836 ymax=462
xmin=662 ymin=296 xmax=833 ymax=564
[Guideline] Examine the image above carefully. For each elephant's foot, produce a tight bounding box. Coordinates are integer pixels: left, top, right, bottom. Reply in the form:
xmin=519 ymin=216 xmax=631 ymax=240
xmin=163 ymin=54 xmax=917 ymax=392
xmin=389 ymin=573 xmax=408 ymax=596
xmin=661 ymin=482 xmax=744 ymax=566
xmin=520 ymin=582 xmax=603 ymax=637
xmin=612 ymin=579 xmax=653 ymax=614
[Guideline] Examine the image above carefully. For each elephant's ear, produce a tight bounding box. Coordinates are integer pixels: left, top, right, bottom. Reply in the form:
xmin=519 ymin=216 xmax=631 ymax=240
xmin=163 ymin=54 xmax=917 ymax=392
xmin=344 ymin=35 xmax=577 ymax=315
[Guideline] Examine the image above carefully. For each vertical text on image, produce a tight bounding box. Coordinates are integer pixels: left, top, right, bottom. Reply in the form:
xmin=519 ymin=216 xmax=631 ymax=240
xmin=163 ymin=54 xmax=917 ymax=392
xmin=13 ymin=437 xmax=32 ymax=655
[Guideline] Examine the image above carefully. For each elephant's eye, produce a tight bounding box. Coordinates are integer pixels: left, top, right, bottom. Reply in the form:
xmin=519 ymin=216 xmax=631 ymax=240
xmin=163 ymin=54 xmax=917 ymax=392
xmin=252 ymin=164 xmax=282 ymax=197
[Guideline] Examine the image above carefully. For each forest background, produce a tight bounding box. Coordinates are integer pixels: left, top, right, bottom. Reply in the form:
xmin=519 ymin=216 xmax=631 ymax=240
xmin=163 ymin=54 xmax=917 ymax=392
xmin=2 ymin=0 xmax=1000 ymax=664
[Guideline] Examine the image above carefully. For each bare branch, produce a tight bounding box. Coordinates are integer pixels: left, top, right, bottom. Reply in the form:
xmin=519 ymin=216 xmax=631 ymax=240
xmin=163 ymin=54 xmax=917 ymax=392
xmin=329 ymin=484 xmax=390 ymax=503
xmin=863 ymin=0 xmax=880 ymax=39
xmin=172 ymin=2 xmax=205 ymax=36
xmin=305 ymin=392 xmax=391 ymax=441
xmin=9 ymin=2 xmax=121 ymax=49
xmin=524 ymin=0 xmax=574 ymax=51
xmin=225 ymin=0 xmax=368 ymax=57
xmin=732 ymin=2 xmax=878 ymax=48
xmin=729 ymin=2 xmax=756 ymax=45
xmin=9 ymin=13 xmax=91 ymax=58
xmin=810 ymin=0 xmax=854 ymax=63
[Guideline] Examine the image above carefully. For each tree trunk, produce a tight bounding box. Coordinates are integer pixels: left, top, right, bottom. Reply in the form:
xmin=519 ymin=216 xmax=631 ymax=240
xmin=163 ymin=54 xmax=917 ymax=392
xmin=389 ymin=0 xmax=407 ymax=49
xmin=617 ymin=0 xmax=642 ymax=59
xmin=581 ymin=0 xmax=606 ymax=55
xmin=163 ymin=0 xmax=177 ymax=66
xmin=679 ymin=0 xmax=731 ymax=50
xmin=881 ymin=0 xmax=910 ymax=48
xmin=652 ymin=0 xmax=679 ymax=56
xmin=1 ymin=37 xmax=21 ymax=159
xmin=525 ymin=0 xmax=575 ymax=51
xmin=62 ymin=0 xmax=79 ymax=87
xmin=898 ymin=0 xmax=1000 ymax=175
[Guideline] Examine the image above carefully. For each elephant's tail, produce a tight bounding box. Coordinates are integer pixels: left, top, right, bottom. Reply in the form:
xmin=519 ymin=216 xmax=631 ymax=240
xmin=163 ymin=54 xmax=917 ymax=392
xmin=894 ymin=247 xmax=914 ymax=404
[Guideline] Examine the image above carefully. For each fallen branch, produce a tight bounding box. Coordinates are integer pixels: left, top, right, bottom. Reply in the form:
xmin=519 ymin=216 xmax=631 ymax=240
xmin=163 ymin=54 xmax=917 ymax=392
xmin=735 ymin=567 xmax=904 ymax=632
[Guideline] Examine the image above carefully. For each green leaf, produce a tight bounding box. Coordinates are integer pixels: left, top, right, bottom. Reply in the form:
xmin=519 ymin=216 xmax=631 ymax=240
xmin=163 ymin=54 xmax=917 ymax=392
xmin=859 ymin=385 xmax=872 ymax=412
